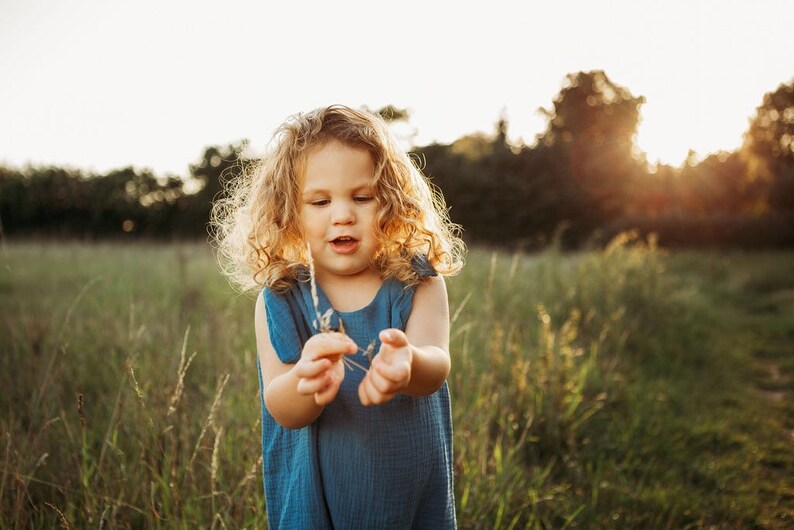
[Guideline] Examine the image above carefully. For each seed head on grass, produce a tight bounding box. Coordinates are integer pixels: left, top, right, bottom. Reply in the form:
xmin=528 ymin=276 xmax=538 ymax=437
xmin=126 ymin=357 xmax=156 ymax=433
xmin=231 ymin=455 xmax=263 ymax=499
xmin=168 ymin=326 xmax=197 ymax=418
xmin=305 ymin=242 xmax=373 ymax=373
xmin=211 ymin=425 xmax=223 ymax=495
xmin=44 ymin=501 xmax=70 ymax=529
xmin=306 ymin=242 xmax=333 ymax=334
xmin=189 ymin=373 xmax=230 ymax=474
xmin=77 ymin=393 xmax=85 ymax=429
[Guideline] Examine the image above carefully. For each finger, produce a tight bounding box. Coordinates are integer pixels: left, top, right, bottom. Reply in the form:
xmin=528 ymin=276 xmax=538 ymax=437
xmin=315 ymin=377 xmax=341 ymax=406
xmin=357 ymin=380 xmax=369 ymax=406
xmin=358 ymin=376 xmax=375 ymax=406
xmin=296 ymin=374 xmax=330 ymax=395
xmin=306 ymin=333 xmax=357 ymax=360
xmin=358 ymin=378 xmax=379 ymax=406
xmin=373 ymin=357 xmax=410 ymax=385
xmin=294 ymin=358 xmax=331 ymax=378
xmin=359 ymin=375 xmax=395 ymax=406
xmin=367 ymin=364 xmax=396 ymax=394
xmin=313 ymin=333 xmax=358 ymax=354
xmin=379 ymin=329 xmax=408 ymax=348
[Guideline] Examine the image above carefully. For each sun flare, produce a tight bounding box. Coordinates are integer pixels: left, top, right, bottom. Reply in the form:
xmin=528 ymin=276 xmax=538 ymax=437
xmin=635 ymin=124 xmax=692 ymax=167
xmin=634 ymin=99 xmax=748 ymax=168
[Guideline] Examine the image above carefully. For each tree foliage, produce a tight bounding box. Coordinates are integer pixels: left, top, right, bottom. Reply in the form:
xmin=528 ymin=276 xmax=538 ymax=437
xmin=2 ymin=72 xmax=793 ymax=248
xmin=539 ymin=70 xmax=646 ymax=223
xmin=0 ymin=143 xmax=247 ymax=239
xmin=742 ymin=77 xmax=794 ymax=211
xmin=417 ymin=71 xmax=647 ymax=246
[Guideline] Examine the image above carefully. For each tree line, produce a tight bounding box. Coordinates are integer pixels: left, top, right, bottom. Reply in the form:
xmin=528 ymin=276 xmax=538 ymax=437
xmin=2 ymin=70 xmax=793 ymax=248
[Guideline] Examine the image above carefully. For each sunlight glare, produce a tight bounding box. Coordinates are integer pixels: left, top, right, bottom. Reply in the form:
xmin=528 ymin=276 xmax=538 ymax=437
xmin=635 ymin=101 xmax=747 ymax=168
xmin=636 ymin=123 xmax=691 ymax=167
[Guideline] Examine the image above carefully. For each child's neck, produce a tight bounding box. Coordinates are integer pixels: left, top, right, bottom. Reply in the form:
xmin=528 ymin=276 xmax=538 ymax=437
xmin=315 ymin=267 xmax=383 ymax=313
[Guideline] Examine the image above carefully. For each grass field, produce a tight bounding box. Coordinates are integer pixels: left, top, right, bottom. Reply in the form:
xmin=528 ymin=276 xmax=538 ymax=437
xmin=1 ymin=237 xmax=793 ymax=528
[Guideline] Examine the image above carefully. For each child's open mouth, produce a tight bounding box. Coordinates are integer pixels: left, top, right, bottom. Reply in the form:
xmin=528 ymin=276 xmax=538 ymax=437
xmin=329 ymin=236 xmax=360 ymax=254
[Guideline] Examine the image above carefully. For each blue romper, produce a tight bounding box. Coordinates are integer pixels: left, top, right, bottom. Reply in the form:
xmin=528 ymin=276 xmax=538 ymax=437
xmin=256 ymin=262 xmax=456 ymax=529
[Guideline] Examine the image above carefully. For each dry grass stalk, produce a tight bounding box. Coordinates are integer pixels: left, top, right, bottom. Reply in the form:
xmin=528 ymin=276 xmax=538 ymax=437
xmin=189 ymin=374 xmax=230 ymax=473
xmin=36 ymin=275 xmax=102 ymax=408
xmin=508 ymin=251 xmax=520 ymax=283
xmin=77 ymin=393 xmax=85 ymax=429
xmin=44 ymin=502 xmax=70 ymax=529
xmin=128 ymin=299 xmax=135 ymax=343
xmin=127 ymin=299 xmax=147 ymax=343
xmin=341 ymin=355 xmax=370 ymax=372
xmin=231 ymin=455 xmax=263 ymax=498
xmin=211 ymin=426 xmax=223 ymax=493
xmin=96 ymin=373 xmax=126 ymax=484
xmin=362 ymin=341 xmax=375 ymax=363
xmin=98 ymin=505 xmax=110 ymax=530
xmin=450 ymin=291 xmax=473 ymax=326
xmin=168 ymin=326 xmax=197 ymax=417
xmin=126 ymin=358 xmax=156 ymax=432
xmin=32 ymin=452 xmax=49 ymax=472
xmin=211 ymin=512 xmax=229 ymax=530
xmin=306 ymin=242 xmax=332 ymax=333
xmin=487 ymin=252 xmax=497 ymax=296
xmin=0 ymin=432 xmax=10 ymax=509
xmin=305 ymin=242 xmax=374 ymax=373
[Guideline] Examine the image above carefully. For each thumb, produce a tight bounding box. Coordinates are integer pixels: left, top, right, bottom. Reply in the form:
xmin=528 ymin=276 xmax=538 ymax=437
xmin=379 ymin=328 xmax=408 ymax=347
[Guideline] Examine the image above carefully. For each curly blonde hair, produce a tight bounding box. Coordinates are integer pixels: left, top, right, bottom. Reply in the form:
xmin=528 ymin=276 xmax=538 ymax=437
xmin=210 ymin=105 xmax=465 ymax=294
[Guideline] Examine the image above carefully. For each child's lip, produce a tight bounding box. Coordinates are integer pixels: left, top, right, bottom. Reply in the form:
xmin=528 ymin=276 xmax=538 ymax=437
xmin=329 ymin=235 xmax=359 ymax=243
xmin=328 ymin=238 xmax=360 ymax=254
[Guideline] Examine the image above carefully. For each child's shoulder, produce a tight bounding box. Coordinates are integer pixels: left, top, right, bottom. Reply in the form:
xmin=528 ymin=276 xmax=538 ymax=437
xmin=261 ymin=266 xmax=311 ymax=297
xmin=260 ymin=271 xmax=308 ymax=318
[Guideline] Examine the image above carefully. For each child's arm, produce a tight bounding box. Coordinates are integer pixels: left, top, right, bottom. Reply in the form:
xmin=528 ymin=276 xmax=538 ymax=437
xmin=255 ymin=292 xmax=357 ymax=429
xmin=358 ymin=275 xmax=451 ymax=406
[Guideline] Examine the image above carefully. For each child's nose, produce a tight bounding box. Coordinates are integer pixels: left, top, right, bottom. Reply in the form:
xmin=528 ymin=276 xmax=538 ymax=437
xmin=331 ymin=203 xmax=355 ymax=225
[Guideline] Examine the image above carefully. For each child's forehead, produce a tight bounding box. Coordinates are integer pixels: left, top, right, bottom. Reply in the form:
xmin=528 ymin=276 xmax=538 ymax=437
xmin=305 ymin=138 xmax=373 ymax=161
xmin=300 ymin=140 xmax=376 ymax=190
xmin=300 ymin=173 xmax=376 ymax=193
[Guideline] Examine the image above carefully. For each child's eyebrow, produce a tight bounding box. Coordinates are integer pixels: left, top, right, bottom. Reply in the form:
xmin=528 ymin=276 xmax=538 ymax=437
xmin=301 ymin=186 xmax=325 ymax=196
xmin=301 ymin=183 xmax=374 ymax=196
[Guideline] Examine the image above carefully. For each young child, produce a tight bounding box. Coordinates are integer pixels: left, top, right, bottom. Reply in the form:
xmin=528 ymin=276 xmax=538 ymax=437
xmin=212 ymin=105 xmax=465 ymax=529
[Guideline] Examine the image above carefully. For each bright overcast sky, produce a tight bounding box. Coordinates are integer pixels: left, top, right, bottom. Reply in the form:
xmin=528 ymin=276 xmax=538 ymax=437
xmin=1 ymin=0 xmax=791 ymax=177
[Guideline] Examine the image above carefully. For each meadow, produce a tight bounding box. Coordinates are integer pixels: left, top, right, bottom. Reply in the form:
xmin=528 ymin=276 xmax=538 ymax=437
xmin=1 ymin=237 xmax=793 ymax=529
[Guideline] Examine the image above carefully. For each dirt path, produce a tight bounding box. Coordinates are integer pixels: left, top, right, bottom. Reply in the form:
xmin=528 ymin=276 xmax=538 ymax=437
xmin=750 ymin=296 xmax=794 ymax=527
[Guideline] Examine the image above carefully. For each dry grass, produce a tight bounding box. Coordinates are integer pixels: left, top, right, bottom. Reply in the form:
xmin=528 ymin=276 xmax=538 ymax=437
xmin=306 ymin=241 xmax=374 ymax=373
xmin=1 ymin=239 xmax=792 ymax=528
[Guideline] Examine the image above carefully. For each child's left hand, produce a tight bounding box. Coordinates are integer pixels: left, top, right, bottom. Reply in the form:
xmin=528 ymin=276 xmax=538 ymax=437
xmin=358 ymin=329 xmax=413 ymax=406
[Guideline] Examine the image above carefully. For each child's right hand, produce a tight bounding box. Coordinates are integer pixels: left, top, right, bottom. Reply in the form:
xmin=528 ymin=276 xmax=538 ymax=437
xmin=295 ymin=332 xmax=357 ymax=406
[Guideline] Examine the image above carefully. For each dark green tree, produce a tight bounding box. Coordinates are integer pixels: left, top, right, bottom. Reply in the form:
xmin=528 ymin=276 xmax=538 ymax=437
xmin=181 ymin=142 xmax=249 ymax=236
xmin=537 ymin=70 xmax=647 ymax=229
xmin=742 ymin=77 xmax=794 ymax=211
xmin=374 ymin=105 xmax=411 ymax=123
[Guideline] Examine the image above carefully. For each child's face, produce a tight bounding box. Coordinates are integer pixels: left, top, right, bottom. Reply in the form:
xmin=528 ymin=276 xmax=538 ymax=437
xmin=299 ymin=140 xmax=379 ymax=283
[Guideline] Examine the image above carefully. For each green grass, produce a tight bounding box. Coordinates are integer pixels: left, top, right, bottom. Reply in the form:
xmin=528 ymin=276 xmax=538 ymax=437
xmin=1 ymin=238 xmax=793 ymax=528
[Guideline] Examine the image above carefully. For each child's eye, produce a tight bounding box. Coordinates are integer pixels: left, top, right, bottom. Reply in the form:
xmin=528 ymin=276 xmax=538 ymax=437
xmin=309 ymin=199 xmax=330 ymax=207
xmin=354 ymin=196 xmax=375 ymax=204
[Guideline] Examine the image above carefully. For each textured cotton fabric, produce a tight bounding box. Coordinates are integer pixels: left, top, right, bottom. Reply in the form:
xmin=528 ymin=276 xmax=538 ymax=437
xmin=256 ymin=262 xmax=456 ymax=529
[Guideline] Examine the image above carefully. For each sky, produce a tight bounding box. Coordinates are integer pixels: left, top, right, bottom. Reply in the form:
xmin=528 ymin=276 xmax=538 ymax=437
xmin=1 ymin=0 xmax=792 ymax=178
